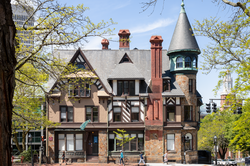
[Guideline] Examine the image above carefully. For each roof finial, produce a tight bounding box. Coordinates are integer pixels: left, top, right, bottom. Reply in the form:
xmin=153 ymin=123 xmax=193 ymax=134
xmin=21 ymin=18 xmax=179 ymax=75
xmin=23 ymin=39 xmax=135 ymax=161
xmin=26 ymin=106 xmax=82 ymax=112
xmin=180 ymin=0 xmax=186 ymax=13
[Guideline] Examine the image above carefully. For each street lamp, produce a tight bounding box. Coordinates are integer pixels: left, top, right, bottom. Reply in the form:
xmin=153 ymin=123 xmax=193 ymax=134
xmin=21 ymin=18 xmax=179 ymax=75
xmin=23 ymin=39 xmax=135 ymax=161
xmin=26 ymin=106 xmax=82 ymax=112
xmin=28 ymin=133 xmax=34 ymax=166
xmin=183 ymin=135 xmax=189 ymax=164
xmin=214 ymin=135 xmax=217 ymax=165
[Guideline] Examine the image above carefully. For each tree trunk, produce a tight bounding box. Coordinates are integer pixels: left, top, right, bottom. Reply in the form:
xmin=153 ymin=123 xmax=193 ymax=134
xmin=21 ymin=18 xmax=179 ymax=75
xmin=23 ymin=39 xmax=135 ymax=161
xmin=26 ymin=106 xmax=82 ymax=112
xmin=13 ymin=133 xmax=22 ymax=153
xmin=0 ymin=0 xmax=16 ymax=165
xmin=22 ymin=131 xmax=26 ymax=151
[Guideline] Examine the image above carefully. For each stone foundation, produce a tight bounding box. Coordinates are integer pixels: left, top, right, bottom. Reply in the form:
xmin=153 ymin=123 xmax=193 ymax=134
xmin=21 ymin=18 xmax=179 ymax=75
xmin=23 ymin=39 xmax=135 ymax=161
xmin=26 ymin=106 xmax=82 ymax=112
xmin=99 ymin=130 xmax=108 ymax=163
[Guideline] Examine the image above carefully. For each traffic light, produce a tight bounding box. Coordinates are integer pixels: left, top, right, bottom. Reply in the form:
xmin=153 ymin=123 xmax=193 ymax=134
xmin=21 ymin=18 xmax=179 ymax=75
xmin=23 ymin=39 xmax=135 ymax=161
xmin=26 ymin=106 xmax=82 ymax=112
xmin=41 ymin=136 xmax=45 ymax=142
xmin=206 ymin=103 xmax=211 ymax=113
xmin=212 ymin=102 xmax=217 ymax=113
xmin=237 ymin=107 xmax=242 ymax=114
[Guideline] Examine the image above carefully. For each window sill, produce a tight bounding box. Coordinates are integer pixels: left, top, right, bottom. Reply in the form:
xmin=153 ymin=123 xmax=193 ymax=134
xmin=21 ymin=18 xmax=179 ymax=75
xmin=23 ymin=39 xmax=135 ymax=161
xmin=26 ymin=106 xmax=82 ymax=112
xmin=167 ymin=150 xmax=177 ymax=154
xmin=68 ymin=96 xmax=91 ymax=98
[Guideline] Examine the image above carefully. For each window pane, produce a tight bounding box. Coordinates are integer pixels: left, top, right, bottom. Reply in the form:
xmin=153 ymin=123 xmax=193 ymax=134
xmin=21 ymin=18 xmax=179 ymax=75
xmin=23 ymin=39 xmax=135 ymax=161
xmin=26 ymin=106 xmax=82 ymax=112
xmin=68 ymin=107 xmax=73 ymax=122
xmin=76 ymin=138 xmax=83 ymax=150
xmin=59 ymin=134 xmax=64 ymax=139
xmin=138 ymin=138 xmax=144 ymax=151
xmin=114 ymin=113 xmax=121 ymax=122
xmin=61 ymin=107 xmax=66 ymax=122
xmin=86 ymin=107 xmax=91 ymax=121
xmin=176 ymin=57 xmax=183 ymax=68
xmin=124 ymin=141 xmax=129 ymax=151
xmin=109 ymin=139 xmax=114 ymax=151
xmin=114 ymin=107 xmax=121 ymax=113
xmin=76 ymin=134 xmax=82 ymax=139
xmin=86 ymin=84 xmax=90 ymax=97
xmin=93 ymin=107 xmax=98 ymax=122
xmin=132 ymin=107 xmax=139 ymax=113
xmin=193 ymin=57 xmax=197 ymax=68
xmin=80 ymin=86 xmax=84 ymax=96
xmin=67 ymin=134 xmax=74 ymax=151
xmin=59 ymin=140 xmax=65 ymax=151
xmin=131 ymin=134 xmax=137 ymax=151
xmin=116 ymin=139 xmax=122 ymax=151
xmin=184 ymin=106 xmax=192 ymax=121
xmin=124 ymin=81 xmax=128 ymax=95
xmin=167 ymin=140 xmax=175 ymax=150
xmin=74 ymin=85 xmax=79 ymax=96
xmin=117 ymin=81 xmax=123 ymax=96
xmin=68 ymin=84 xmax=73 ymax=96
xmin=185 ymin=57 xmax=191 ymax=68
xmin=167 ymin=106 xmax=175 ymax=122
xmin=168 ymin=112 xmax=175 ymax=122
xmin=129 ymin=81 xmax=135 ymax=95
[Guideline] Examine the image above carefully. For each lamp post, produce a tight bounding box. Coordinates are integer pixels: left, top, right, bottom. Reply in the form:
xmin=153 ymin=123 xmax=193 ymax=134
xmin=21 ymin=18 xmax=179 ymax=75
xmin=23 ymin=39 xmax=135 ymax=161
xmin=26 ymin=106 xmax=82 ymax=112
xmin=183 ymin=135 xmax=189 ymax=164
xmin=214 ymin=135 xmax=217 ymax=165
xmin=28 ymin=134 xmax=34 ymax=166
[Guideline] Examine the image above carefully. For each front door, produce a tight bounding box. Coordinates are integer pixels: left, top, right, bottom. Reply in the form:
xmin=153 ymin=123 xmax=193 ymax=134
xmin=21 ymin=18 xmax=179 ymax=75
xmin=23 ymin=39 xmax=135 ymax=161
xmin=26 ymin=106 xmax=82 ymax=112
xmin=86 ymin=132 xmax=98 ymax=156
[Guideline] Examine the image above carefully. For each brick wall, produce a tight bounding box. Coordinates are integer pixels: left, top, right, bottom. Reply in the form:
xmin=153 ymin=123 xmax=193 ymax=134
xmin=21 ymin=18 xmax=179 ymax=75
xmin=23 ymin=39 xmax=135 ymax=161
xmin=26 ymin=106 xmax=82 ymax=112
xmin=99 ymin=130 xmax=107 ymax=163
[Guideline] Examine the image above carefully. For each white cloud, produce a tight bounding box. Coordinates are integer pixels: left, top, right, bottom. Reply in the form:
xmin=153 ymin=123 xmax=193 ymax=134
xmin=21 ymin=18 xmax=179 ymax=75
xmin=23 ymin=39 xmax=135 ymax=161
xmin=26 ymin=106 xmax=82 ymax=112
xmin=130 ymin=18 xmax=175 ymax=34
xmin=83 ymin=37 xmax=102 ymax=49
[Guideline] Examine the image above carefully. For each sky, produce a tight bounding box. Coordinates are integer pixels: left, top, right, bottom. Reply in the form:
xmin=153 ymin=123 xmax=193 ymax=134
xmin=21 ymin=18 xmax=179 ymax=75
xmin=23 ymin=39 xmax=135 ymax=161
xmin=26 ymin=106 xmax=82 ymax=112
xmin=58 ymin=0 xmax=236 ymax=112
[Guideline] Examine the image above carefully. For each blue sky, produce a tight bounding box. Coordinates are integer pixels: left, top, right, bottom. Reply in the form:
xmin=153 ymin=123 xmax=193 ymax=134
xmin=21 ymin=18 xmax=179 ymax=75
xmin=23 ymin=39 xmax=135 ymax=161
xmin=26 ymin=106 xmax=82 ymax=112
xmin=60 ymin=0 xmax=235 ymax=111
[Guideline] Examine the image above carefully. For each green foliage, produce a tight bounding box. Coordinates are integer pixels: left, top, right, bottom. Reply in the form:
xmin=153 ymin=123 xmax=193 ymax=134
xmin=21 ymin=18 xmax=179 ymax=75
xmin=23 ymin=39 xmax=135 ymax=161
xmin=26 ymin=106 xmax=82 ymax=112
xmin=229 ymin=100 xmax=250 ymax=152
xmin=113 ymin=129 xmax=136 ymax=151
xmin=18 ymin=146 xmax=38 ymax=162
xmin=193 ymin=2 xmax=250 ymax=98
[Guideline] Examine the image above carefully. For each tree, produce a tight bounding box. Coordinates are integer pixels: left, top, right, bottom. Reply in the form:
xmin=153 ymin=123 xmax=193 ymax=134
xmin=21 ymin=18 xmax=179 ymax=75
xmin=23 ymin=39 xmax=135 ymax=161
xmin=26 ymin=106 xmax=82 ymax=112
xmin=198 ymin=111 xmax=234 ymax=159
xmin=0 ymin=1 xmax=17 ymax=165
xmin=229 ymin=100 xmax=250 ymax=153
xmin=0 ymin=0 xmax=115 ymax=165
xmin=113 ymin=129 xmax=136 ymax=152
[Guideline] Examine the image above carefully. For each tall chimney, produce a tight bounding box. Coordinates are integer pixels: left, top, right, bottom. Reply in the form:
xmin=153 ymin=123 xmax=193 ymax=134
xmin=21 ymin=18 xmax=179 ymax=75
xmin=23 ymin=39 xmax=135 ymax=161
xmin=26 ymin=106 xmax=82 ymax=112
xmin=101 ymin=39 xmax=109 ymax=50
xmin=118 ymin=29 xmax=130 ymax=50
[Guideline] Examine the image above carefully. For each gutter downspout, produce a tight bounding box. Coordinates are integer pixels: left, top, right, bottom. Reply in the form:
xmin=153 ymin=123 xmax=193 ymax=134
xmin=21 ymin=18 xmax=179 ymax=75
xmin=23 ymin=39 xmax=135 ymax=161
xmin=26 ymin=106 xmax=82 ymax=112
xmin=45 ymin=95 xmax=49 ymax=163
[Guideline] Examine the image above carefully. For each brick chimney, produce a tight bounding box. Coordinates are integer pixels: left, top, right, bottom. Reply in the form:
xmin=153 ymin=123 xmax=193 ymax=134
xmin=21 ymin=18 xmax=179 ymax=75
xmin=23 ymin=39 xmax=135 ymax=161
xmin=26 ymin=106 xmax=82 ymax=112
xmin=145 ymin=35 xmax=163 ymax=126
xmin=118 ymin=29 xmax=130 ymax=50
xmin=101 ymin=39 xmax=109 ymax=50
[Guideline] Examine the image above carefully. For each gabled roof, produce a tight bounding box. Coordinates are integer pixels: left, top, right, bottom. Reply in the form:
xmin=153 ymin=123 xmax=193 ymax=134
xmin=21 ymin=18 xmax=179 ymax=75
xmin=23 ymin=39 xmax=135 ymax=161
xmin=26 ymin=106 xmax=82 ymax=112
xmin=47 ymin=48 xmax=185 ymax=97
xmin=167 ymin=1 xmax=200 ymax=54
xmin=108 ymin=63 xmax=144 ymax=80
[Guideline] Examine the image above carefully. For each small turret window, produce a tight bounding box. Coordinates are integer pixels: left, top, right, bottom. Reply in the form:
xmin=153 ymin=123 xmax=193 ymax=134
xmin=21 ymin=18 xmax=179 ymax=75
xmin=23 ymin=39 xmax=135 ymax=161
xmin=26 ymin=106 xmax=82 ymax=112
xmin=176 ymin=57 xmax=183 ymax=68
xmin=185 ymin=56 xmax=191 ymax=68
xmin=193 ymin=57 xmax=197 ymax=68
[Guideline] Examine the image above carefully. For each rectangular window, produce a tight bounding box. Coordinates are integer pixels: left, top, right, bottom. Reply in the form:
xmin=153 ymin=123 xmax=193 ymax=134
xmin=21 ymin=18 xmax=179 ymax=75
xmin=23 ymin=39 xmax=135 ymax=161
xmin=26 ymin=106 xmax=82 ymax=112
xmin=67 ymin=134 xmax=74 ymax=151
xmin=109 ymin=134 xmax=115 ymax=151
xmin=131 ymin=107 xmax=139 ymax=122
xmin=85 ymin=106 xmax=99 ymax=122
xmin=163 ymin=79 xmax=171 ymax=92
xmin=184 ymin=106 xmax=192 ymax=121
xmin=76 ymin=134 xmax=83 ymax=151
xmin=113 ymin=107 xmax=121 ymax=122
xmin=131 ymin=134 xmax=137 ymax=151
xmin=109 ymin=133 xmax=144 ymax=152
xmin=117 ymin=81 xmax=135 ymax=96
xmin=116 ymin=134 xmax=122 ymax=151
xmin=58 ymin=134 xmax=65 ymax=151
xmin=189 ymin=79 xmax=193 ymax=93
xmin=68 ymin=82 xmax=91 ymax=97
xmin=60 ymin=106 xmax=74 ymax=122
xmin=167 ymin=134 xmax=175 ymax=151
xmin=167 ymin=106 xmax=175 ymax=122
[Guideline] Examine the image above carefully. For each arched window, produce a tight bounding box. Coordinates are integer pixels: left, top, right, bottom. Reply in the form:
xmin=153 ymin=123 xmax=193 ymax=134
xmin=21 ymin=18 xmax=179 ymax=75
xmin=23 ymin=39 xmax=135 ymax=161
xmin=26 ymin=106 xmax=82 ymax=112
xmin=193 ymin=57 xmax=197 ymax=68
xmin=176 ymin=57 xmax=183 ymax=68
xmin=185 ymin=133 xmax=192 ymax=150
xmin=185 ymin=56 xmax=191 ymax=68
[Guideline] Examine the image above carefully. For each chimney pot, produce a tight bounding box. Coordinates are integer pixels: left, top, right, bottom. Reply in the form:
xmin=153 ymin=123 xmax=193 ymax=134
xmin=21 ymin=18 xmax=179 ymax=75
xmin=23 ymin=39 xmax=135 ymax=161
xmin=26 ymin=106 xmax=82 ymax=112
xmin=101 ymin=39 xmax=109 ymax=50
xmin=118 ymin=29 xmax=130 ymax=50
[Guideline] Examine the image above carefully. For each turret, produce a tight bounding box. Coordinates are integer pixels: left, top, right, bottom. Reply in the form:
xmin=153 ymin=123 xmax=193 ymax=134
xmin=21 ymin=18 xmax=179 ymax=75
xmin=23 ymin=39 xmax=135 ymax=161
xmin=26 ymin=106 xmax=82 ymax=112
xmin=167 ymin=0 xmax=200 ymax=74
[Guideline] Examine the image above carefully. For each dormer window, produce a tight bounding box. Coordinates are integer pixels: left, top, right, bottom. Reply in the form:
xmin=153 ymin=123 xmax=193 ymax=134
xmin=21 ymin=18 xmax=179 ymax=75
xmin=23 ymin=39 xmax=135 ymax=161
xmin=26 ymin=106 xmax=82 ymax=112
xmin=176 ymin=57 xmax=183 ymax=68
xmin=185 ymin=56 xmax=191 ymax=68
xmin=76 ymin=63 xmax=85 ymax=69
xmin=163 ymin=79 xmax=171 ymax=92
xmin=68 ymin=83 xmax=90 ymax=97
xmin=117 ymin=80 xmax=135 ymax=96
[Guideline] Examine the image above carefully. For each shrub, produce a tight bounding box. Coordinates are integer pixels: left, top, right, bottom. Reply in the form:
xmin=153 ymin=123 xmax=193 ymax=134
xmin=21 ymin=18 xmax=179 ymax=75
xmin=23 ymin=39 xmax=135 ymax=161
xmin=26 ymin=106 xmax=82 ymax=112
xmin=19 ymin=146 xmax=38 ymax=162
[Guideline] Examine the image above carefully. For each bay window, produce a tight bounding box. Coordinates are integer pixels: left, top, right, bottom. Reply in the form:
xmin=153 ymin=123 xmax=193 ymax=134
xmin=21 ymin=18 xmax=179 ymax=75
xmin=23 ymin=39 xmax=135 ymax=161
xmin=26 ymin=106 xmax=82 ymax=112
xmin=58 ymin=133 xmax=83 ymax=151
xmin=108 ymin=132 xmax=144 ymax=152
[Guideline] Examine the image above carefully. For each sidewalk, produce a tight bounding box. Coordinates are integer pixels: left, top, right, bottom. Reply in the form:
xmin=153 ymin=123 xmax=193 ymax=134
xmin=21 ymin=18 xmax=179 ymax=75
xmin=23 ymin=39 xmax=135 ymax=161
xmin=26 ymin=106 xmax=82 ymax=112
xmin=13 ymin=163 xmax=213 ymax=166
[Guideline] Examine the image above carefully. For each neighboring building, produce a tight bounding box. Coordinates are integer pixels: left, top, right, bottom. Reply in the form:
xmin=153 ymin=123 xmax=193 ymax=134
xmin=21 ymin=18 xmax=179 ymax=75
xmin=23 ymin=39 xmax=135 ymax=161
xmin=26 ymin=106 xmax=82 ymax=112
xmin=46 ymin=2 xmax=202 ymax=164
xmin=12 ymin=4 xmax=34 ymax=53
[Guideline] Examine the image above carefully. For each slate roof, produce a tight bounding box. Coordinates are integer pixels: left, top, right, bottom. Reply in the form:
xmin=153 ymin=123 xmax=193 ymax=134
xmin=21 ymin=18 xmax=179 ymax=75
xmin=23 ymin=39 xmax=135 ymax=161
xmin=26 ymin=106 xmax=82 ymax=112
xmin=167 ymin=2 xmax=200 ymax=54
xmin=47 ymin=48 xmax=185 ymax=97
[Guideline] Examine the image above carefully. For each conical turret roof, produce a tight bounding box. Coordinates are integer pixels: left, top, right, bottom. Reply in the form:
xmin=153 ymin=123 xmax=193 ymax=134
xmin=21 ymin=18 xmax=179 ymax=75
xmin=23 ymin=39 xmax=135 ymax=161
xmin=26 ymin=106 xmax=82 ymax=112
xmin=168 ymin=1 xmax=200 ymax=54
